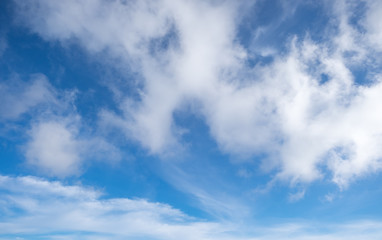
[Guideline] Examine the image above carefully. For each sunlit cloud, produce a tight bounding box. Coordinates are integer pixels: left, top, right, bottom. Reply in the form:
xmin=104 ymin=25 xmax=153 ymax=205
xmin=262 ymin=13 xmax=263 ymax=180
xmin=1 ymin=0 xmax=382 ymax=238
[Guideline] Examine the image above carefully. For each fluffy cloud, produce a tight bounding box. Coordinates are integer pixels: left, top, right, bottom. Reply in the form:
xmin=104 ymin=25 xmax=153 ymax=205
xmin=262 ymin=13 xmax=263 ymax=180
xmin=25 ymin=120 xmax=82 ymax=177
xmin=12 ymin=0 xmax=382 ymax=188
xmin=13 ymin=0 xmax=243 ymax=154
xmin=0 ymin=73 xmax=121 ymax=177
xmin=25 ymin=118 xmax=122 ymax=177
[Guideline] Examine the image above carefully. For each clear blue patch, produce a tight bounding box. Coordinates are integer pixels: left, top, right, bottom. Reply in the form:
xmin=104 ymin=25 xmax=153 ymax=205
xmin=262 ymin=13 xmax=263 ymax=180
xmin=320 ymin=73 xmax=330 ymax=85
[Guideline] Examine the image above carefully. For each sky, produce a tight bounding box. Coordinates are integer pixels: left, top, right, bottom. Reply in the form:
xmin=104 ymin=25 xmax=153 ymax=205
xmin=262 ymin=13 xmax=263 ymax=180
xmin=1 ymin=0 xmax=382 ymax=239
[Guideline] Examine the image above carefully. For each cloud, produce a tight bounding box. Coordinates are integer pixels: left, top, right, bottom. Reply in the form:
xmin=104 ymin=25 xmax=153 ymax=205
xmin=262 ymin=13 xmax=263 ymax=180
xmin=12 ymin=0 xmax=382 ymax=188
xmin=160 ymin=164 xmax=251 ymax=220
xmin=1 ymin=174 xmax=382 ymax=240
xmin=25 ymin=120 xmax=82 ymax=177
xmin=13 ymin=0 xmax=243 ymax=154
xmin=0 ymin=174 xmax=241 ymax=240
xmin=25 ymin=117 xmax=122 ymax=177
xmin=0 ymin=73 xmax=121 ymax=177
xmin=13 ymin=0 xmax=173 ymax=55
xmin=0 ymin=74 xmax=56 ymax=120
xmin=288 ymin=189 xmax=306 ymax=202
xmin=362 ymin=0 xmax=382 ymax=51
xmin=0 ymin=35 xmax=7 ymax=57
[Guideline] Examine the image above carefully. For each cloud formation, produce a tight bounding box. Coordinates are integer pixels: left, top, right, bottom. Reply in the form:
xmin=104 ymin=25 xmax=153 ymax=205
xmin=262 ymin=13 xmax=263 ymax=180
xmin=0 ymin=73 xmax=121 ymax=177
xmin=1 ymin=174 xmax=382 ymax=240
xmin=12 ymin=0 xmax=382 ymax=188
xmin=25 ymin=116 xmax=122 ymax=177
xmin=0 ymin=174 xmax=242 ymax=240
xmin=0 ymin=75 xmax=55 ymax=120
xmin=25 ymin=120 xmax=82 ymax=176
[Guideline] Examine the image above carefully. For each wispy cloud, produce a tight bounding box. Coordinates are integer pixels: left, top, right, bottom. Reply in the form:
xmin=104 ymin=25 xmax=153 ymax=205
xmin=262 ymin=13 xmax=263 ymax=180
xmin=1 ymin=174 xmax=382 ymax=240
xmin=0 ymin=74 xmax=56 ymax=121
xmin=0 ymin=174 xmax=242 ymax=240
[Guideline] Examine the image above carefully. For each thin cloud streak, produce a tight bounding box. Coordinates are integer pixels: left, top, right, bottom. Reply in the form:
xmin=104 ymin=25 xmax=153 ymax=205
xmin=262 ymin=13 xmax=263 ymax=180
xmin=1 ymin=174 xmax=382 ymax=240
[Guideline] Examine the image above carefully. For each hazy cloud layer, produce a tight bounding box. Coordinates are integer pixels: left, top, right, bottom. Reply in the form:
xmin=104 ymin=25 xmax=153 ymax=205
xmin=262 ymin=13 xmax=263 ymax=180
xmin=0 ymin=174 xmax=244 ymax=240
xmin=1 ymin=174 xmax=382 ymax=240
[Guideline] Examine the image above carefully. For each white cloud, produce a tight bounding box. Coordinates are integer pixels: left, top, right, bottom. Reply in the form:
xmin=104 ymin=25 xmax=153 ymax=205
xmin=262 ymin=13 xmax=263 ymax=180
xmin=0 ymin=74 xmax=56 ymax=120
xmin=0 ymin=74 xmax=121 ymax=177
xmin=13 ymin=0 xmax=382 ymax=188
xmin=13 ymin=0 xmax=243 ymax=154
xmin=1 ymin=174 xmax=382 ymax=240
xmin=160 ymin=164 xmax=251 ymax=220
xmin=25 ymin=120 xmax=82 ymax=177
xmin=362 ymin=0 xmax=382 ymax=51
xmin=0 ymin=174 xmax=244 ymax=240
xmin=288 ymin=189 xmax=306 ymax=202
xmin=25 ymin=118 xmax=122 ymax=177
xmin=13 ymin=0 xmax=173 ymax=56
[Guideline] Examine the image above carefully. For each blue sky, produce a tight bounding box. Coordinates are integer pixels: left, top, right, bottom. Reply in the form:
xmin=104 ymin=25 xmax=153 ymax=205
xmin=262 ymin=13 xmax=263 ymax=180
xmin=1 ymin=0 xmax=382 ymax=239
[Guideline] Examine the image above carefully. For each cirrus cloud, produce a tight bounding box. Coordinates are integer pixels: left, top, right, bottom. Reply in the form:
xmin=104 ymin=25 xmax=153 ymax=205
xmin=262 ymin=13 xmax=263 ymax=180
xmin=1 ymin=174 xmax=382 ymax=240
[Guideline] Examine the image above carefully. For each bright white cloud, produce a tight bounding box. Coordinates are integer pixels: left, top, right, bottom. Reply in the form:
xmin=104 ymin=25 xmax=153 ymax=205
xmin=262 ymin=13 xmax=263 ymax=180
xmin=1 ymin=174 xmax=382 ymax=240
xmin=13 ymin=0 xmax=173 ymax=56
xmin=12 ymin=0 xmax=382 ymax=188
